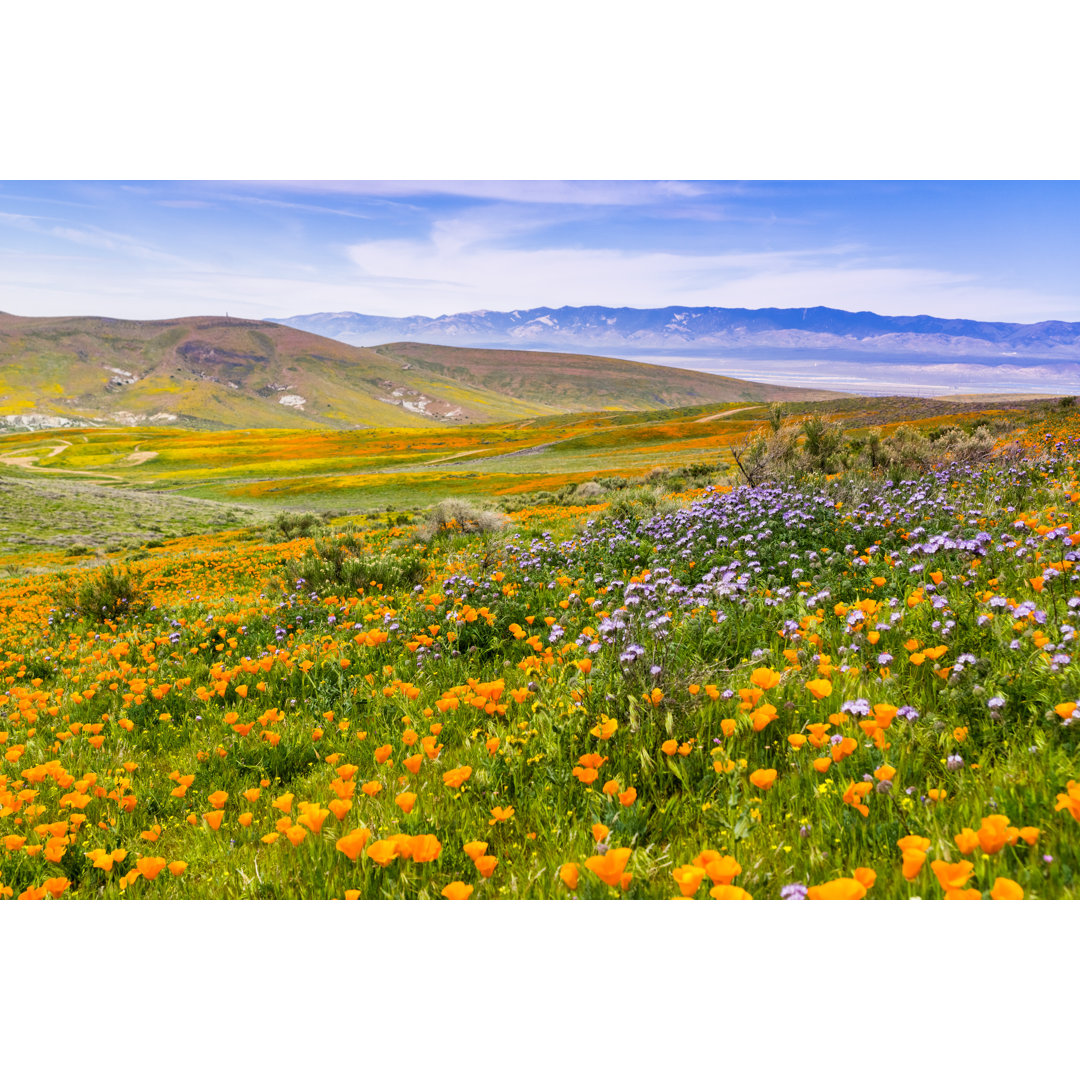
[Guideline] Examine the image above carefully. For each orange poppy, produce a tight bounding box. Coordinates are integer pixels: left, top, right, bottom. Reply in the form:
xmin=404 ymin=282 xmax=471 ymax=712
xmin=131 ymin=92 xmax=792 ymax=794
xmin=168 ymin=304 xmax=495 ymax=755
xmin=1056 ymin=779 xmax=1080 ymax=822
xmin=709 ymin=884 xmax=753 ymax=900
xmin=442 ymin=765 xmax=472 ymax=789
xmin=703 ymin=854 xmax=741 ymax=886
xmin=560 ymin=863 xmax=580 ymax=891
xmin=750 ymin=704 xmax=777 ymax=731
xmin=853 ymin=867 xmax=876 ymax=890
xmin=831 ymin=737 xmax=858 ymax=762
xmin=750 ymin=667 xmax=781 ymax=690
xmin=931 ymin=859 xmax=974 ymax=891
xmin=361 ymin=780 xmax=383 ymax=797
xmin=842 ymin=781 xmax=873 ymax=817
xmin=584 ymin=847 xmax=633 ymax=887
xmin=954 ymin=827 xmax=980 ymax=855
xmin=474 ymin=855 xmax=498 ymax=878
xmin=441 ymin=881 xmax=473 ymax=900
xmin=672 ymin=864 xmax=707 ymax=897
xmin=365 ymin=839 xmax=399 ymax=867
xmin=806 ymin=877 xmax=867 ymax=900
xmin=749 ymin=768 xmax=777 ymax=791
xmin=976 ymin=814 xmax=1018 ymax=854
xmin=137 ymin=856 xmax=168 ymax=881
xmin=463 ymin=841 xmax=489 ymax=861
xmin=410 ymin=834 xmax=442 ymax=863
xmin=297 ymin=804 xmax=329 ymax=834
xmin=619 ymin=787 xmax=638 ymax=807
xmin=335 ymin=828 xmax=372 ymax=861
xmin=590 ymin=716 xmax=618 ymax=739
xmin=42 ymin=876 xmax=70 ymax=899
xmin=990 ymin=877 xmax=1024 ymax=900
xmin=395 ymin=792 xmax=417 ymax=814
xmin=898 ymin=834 xmax=930 ymax=880
xmin=203 ymin=810 xmax=225 ymax=831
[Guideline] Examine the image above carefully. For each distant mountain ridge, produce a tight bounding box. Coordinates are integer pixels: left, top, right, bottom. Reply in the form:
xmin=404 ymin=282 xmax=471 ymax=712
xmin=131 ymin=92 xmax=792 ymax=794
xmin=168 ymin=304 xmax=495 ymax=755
xmin=272 ymin=304 xmax=1080 ymax=360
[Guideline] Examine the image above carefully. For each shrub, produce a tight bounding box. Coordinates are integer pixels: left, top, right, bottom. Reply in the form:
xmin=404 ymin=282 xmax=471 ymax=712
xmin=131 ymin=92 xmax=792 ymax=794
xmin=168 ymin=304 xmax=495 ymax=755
xmin=591 ymin=485 xmax=665 ymax=526
xmin=414 ymin=499 xmax=506 ymax=544
xmin=271 ymin=511 xmax=323 ymax=540
xmin=572 ymin=481 xmax=605 ymax=503
xmin=279 ymin=531 xmax=428 ymax=596
xmin=55 ymin=564 xmax=145 ymax=622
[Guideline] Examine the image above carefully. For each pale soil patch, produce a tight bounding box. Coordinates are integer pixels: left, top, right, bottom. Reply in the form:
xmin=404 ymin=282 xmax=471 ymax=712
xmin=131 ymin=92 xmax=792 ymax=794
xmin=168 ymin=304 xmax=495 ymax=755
xmin=691 ymin=406 xmax=756 ymax=423
xmin=121 ymin=451 xmax=159 ymax=466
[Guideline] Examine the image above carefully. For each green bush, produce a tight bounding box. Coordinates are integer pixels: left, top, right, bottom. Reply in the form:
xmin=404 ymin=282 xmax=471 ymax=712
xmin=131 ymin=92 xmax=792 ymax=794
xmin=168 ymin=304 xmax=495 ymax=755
xmin=55 ymin=564 xmax=145 ymax=622
xmin=414 ymin=499 xmax=506 ymax=544
xmin=271 ymin=511 xmax=323 ymax=540
xmin=279 ymin=531 xmax=428 ymax=596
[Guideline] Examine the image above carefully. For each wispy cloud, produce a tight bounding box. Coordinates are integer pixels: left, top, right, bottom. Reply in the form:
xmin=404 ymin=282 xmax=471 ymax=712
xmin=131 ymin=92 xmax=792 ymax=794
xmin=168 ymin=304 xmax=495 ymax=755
xmin=342 ymin=223 xmax=1073 ymax=320
xmin=257 ymin=179 xmax=722 ymax=206
xmin=214 ymin=192 xmax=373 ymax=219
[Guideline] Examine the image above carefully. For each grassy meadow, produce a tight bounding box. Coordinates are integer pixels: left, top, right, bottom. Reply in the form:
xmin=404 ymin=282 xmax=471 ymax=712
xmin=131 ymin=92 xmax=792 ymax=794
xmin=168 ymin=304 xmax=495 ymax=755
xmin=2 ymin=394 xmax=1079 ymax=899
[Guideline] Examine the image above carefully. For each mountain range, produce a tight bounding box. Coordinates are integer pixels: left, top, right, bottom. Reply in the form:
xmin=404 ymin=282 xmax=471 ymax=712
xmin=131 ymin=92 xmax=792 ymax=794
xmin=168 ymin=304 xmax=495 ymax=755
xmin=0 ymin=312 xmax=839 ymax=431
xmin=272 ymin=304 xmax=1080 ymax=361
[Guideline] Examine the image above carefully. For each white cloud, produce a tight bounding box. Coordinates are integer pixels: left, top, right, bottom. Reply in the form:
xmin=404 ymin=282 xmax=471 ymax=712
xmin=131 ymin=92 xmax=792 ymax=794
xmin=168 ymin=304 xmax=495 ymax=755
xmin=342 ymin=229 xmax=1077 ymax=322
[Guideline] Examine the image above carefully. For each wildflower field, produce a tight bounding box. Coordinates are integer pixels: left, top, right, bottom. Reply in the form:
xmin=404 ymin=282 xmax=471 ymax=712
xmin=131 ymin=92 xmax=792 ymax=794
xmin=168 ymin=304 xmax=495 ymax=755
xmin=2 ymin=405 xmax=1080 ymax=900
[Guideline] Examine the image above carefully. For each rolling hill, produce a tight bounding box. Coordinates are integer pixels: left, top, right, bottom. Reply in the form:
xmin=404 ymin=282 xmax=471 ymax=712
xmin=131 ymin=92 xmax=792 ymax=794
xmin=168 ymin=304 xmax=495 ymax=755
xmin=370 ymin=342 xmax=838 ymax=412
xmin=0 ymin=312 xmax=841 ymax=430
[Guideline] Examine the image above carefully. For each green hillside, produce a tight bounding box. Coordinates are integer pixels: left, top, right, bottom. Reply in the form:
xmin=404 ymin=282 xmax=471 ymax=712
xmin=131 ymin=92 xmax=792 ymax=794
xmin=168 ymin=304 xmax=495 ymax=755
xmin=0 ymin=313 xmax=841 ymax=431
xmin=373 ymin=341 xmax=843 ymax=409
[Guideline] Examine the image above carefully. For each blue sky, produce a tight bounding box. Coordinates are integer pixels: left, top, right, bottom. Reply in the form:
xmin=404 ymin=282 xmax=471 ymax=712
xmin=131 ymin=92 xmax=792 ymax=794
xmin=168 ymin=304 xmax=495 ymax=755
xmin=1 ymin=180 xmax=1078 ymax=323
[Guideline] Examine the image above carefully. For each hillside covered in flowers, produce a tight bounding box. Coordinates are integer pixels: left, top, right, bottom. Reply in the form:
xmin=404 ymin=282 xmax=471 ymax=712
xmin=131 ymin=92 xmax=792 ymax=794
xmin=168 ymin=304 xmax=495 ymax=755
xmin=2 ymin=411 xmax=1079 ymax=900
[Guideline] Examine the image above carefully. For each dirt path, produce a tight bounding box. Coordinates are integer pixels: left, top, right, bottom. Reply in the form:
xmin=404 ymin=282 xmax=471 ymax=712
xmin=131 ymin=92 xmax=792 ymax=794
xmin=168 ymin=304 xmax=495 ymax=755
xmin=0 ymin=440 xmax=125 ymax=481
xmin=692 ymin=406 xmax=757 ymax=424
